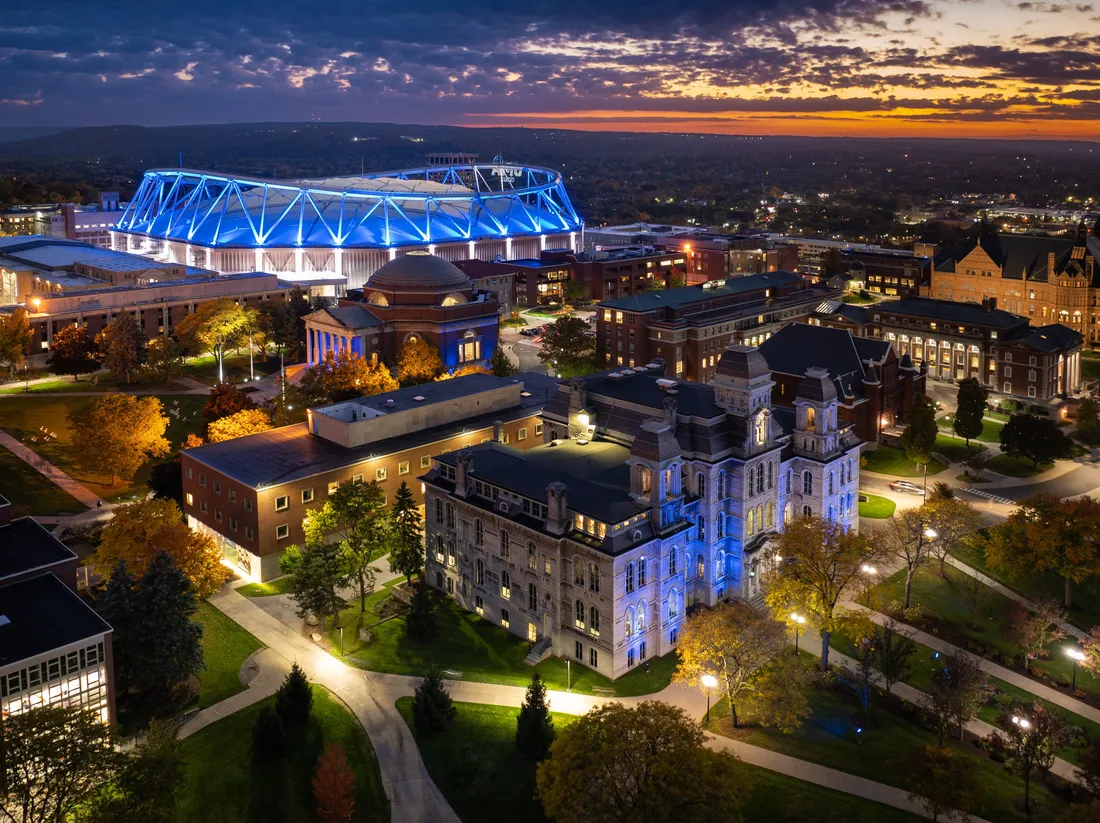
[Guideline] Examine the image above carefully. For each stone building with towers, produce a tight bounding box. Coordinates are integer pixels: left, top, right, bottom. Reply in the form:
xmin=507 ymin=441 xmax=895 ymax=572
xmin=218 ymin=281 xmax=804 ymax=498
xmin=421 ymin=348 xmax=863 ymax=680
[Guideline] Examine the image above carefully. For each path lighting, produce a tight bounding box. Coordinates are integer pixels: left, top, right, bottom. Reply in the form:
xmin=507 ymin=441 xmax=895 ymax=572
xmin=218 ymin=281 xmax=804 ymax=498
xmin=924 ymin=528 xmax=938 ymax=540
xmin=791 ymin=613 xmax=807 ymax=655
xmin=1067 ymin=647 xmax=1086 ymax=691
xmin=861 ymin=564 xmax=877 ymax=575
xmin=1012 ymin=715 xmax=1031 ymax=730
xmin=701 ymin=674 xmax=718 ymax=725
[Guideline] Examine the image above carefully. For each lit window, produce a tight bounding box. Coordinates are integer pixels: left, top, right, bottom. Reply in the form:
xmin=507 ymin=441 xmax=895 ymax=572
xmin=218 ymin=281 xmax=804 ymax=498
xmin=421 ymin=455 xmax=431 ymax=468
xmin=185 ymin=493 xmax=194 ymax=506
xmin=376 ymin=468 xmax=387 ymax=481
xmin=518 ymin=427 xmax=527 ymax=441
xmin=501 ymin=609 xmax=510 ymax=629
xmin=328 ymin=482 xmax=339 ymax=494
xmin=399 ymin=461 xmax=410 ymax=475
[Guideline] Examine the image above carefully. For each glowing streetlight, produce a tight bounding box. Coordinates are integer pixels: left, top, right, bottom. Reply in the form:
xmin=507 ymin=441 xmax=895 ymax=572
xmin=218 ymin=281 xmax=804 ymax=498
xmin=861 ymin=564 xmax=877 ymax=575
xmin=1066 ymin=647 xmax=1086 ymax=690
xmin=1012 ymin=715 xmax=1031 ymax=730
xmin=924 ymin=528 xmax=938 ymax=540
xmin=701 ymin=674 xmax=718 ymax=725
xmin=791 ymin=613 xmax=807 ymax=655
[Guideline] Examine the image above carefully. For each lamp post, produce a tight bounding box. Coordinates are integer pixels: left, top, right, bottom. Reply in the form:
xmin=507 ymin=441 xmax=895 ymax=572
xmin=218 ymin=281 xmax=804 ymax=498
xmin=1067 ymin=648 xmax=1085 ymax=691
xmin=701 ymin=674 xmax=718 ymax=725
xmin=791 ymin=613 xmax=806 ymax=655
xmin=861 ymin=564 xmax=877 ymax=576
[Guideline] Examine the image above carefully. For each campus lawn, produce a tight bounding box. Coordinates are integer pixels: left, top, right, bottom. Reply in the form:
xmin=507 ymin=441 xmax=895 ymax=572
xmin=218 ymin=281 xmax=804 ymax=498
xmin=933 ymin=434 xmax=986 ymax=464
xmin=237 ymin=576 xmax=295 ymax=597
xmin=987 ymin=453 xmax=1053 ymax=478
xmin=179 ymin=686 xmax=388 ymax=823
xmin=1082 ymin=353 xmax=1100 ymax=381
xmin=706 ymin=685 xmax=1071 ymax=823
xmin=937 ymin=413 xmax=1004 ymax=444
xmin=858 ymin=493 xmax=896 ymax=519
xmin=184 ymin=350 xmax=284 ymax=386
xmin=0 ymin=372 xmax=188 ymax=394
xmin=194 ymin=600 xmax=264 ymax=710
xmin=0 ymin=393 xmax=206 ymax=502
xmin=0 ymin=447 xmax=85 ymax=516
xmin=861 ymin=445 xmax=946 ymax=477
xmin=336 ymin=590 xmax=676 ymax=697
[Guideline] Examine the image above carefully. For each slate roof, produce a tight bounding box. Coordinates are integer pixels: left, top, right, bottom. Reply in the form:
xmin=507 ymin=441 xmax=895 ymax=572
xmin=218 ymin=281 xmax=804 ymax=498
xmin=874 ymin=297 xmax=1026 ymax=330
xmin=0 ymin=574 xmax=113 ymax=667
xmin=1009 ymin=323 xmax=1084 ymax=353
xmin=308 ymin=304 xmax=383 ymax=329
xmin=936 ymin=234 xmax=1095 ymax=284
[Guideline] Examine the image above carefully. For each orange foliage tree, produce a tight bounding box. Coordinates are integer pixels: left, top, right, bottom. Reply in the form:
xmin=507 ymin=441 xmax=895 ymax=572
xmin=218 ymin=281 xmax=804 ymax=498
xmin=312 ymin=743 xmax=356 ymax=823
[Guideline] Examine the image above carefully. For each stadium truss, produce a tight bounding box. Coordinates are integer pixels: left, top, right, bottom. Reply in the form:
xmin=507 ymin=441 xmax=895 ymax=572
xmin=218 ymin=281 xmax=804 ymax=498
xmin=114 ymin=164 xmax=584 ymax=249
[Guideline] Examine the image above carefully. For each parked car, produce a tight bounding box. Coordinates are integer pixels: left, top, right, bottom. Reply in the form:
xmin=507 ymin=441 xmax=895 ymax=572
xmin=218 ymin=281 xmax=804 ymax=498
xmin=520 ymin=327 xmax=539 ymax=337
xmin=889 ymin=480 xmax=926 ymax=496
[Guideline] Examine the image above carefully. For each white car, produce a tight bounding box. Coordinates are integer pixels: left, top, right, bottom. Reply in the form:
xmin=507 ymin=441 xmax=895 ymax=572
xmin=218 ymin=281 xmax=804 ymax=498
xmin=889 ymin=480 xmax=926 ymax=496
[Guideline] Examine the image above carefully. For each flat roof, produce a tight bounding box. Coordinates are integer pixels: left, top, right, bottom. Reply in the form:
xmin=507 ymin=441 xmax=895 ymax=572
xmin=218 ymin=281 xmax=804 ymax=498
xmin=0 ymin=516 xmax=78 ymax=581
xmin=0 ymin=574 xmax=112 ymax=667
xmin=315 ymin=373 xmax=520 ymax=418
xmin=599 ymin=270 xmax=804 ymax=312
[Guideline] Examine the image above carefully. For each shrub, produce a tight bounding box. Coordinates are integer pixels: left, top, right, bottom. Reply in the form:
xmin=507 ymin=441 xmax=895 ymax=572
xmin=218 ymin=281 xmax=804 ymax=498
xmin=412 ymin=667 xmax=456 ymax=735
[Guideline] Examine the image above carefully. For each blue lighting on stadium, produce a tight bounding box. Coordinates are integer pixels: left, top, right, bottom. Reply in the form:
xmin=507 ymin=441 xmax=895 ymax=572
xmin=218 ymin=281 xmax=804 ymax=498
xmin=115 ymin=164 xmax=583 ymax=249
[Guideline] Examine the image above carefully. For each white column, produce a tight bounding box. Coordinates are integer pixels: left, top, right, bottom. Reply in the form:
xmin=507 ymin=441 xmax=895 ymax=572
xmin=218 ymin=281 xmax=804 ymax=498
xmin=295 ymin=247 xmax=304 ymax=273
xmin=334 ymin=248 xmax=343 ymax=277
xmin=254 ymin=248 xmax=263 ymax=272
xmin=306 ymin=327 xmax=313 ymax=364
xmin=205 ymin=247 xmax=212 ymax=270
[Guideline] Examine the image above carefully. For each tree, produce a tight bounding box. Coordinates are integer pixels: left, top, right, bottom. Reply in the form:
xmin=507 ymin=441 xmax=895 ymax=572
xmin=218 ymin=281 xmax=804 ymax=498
xmin=203 ymin=381 xmax=257 ymax=422
xmin=742 ymin=654 xmax=812 ymax=733
xmin=900 ymin=394 xmax=937 ymax=477
xmin=538 ymin=315 xmax=596 ymax=378
xmin=275 ymin=663 xmax=313 ymax=734
xmin=987 ymin=701 xmax=1069 ymax=815
xmin=673 ymin=600 xmax=786 ymax=728
xmin=175 ymin=297 xmax=249 ymax=383
xmin=248 ymin=707 xmax=288 ymax=823
xmin=142 ymin=336 xmax=185 ymax=385
xmin=1078 ymin=398 xmax=1100 ymax=444
xmin=953 ymin=378 xmax=988 ymax=448
xmin=47 ymin=324 xmax=101 ymax=381
xmin=412 ymin=667 xmax=456 ymax=735
xmin=1000 ymin=413 xmax=1073 ymax=468
xmin=922 ymin=495 xmax=983 ymax=578
xmin=964 ymin=448 xmax=991 ymax=480
xmin=68 ymin=394 xmax=170 ymax=484
xmin=878 ymin=507 xmax=936 ymax=609
xmin=312 ymin=744 xmax=356 ymax=823
xmin=260 ymin=289 xmax=311 ymax=362
xmin=405 ymin=584 xmax=438 ymax=642
xmin=925 ymin=649 xmax=991 ymax=744
xmin=207 ymin=408 xmax=273 ymax=443
xmin=397 ymin=336 xmax=444 ymax=385
xmin=304 ymin=479 xmax=390 ymax=612
xmin=489 ymin=345 xmax=517 ymax=377
xmin=443 ymin=363 xmax=491 ymax=378
xmin=100 ymin=560 xmax=140 ymax=694
xmin=765 ymin=514 xmax=881 ymax=670
xmin=78 ymin=719 xmax=185 ymax=823
xmin=0 ymin=307 xmax=33 ymax=377
xmin=958 ymin=571 xmax=990 ymax=629
xmin=842 ymin=628 xmax=877 ymax=713
xmin=905 ymin=745 xmax=985 ymax=823
xmin=96 ymin=313 xmax=145 ymax=384
xmin=147 ymin=456 xmax=183 ymax=504
xmin=132 ymin=551 xmax=205 ymax=695
xmin=516 ymin=672 xmax=556 ymax=761
xmin=251 ymin=706 xmax=286 ymax=765
xmin=536 ymin=701 xmax=750 ymax=823
xmin=563 ymin=280 xmax=588 ymax=305
xmin=280 ymin=541 xmax=348 ymax=629
xmin=389 ymin=481 xmax=424 ymax=582
xmin=873 ymin=618 xmax=916 ymax=695
xmin=300 ymin=350 xmax=398 ymax=405
xmin=1007 ymin=598 xmax=1067 ymax=668
xmin=94 ymin=497 xmax=229 ymax=598
xmin=1077 ymin=737 xmax=1100 ymax=795
xmin=983 ymin=494 xmax=1100 ymax=608
xmin=0 ymin=705 xmax=120 ymax=823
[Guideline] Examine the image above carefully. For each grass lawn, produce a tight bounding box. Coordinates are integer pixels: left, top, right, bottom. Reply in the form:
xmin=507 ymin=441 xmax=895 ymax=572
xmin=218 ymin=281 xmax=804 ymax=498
xmin=0 ymin=394 xmax=206 ymax=502
xmin=179 ymin=686 xmax=387 ymax=823
xmin=987 ymin=453 xmax=1052 ymax=478
xmin=858 ymin=494 xmax=896 ymax=519
xmin=0 ymin=373 xmax=188 ymax=395
xmin=237 ymin=576 xmax=295 ymax=597
xmin=841 ymin=293 xmax=876 ymax=305
xmin=525 ymin=306 xmax=568 ymax=317
xmin=397 ymin=698 xmax=922 ymax=823
xmin=862 ymin=445 xmax=946 ymax=477
xmin=956 ymin=472 xmax=991 ymax=483
xmin=185 ymin=351 xmax=283 ymax=386
xmin=1082 ymin=355 xmax=1100 ymax=381
xmin=0 ymin=447 xmax=85 ymax=516
xmin=706 ymin=685 xmax=1071 ymax=823
xmin=336 ymin=589 xmax=675 ymax=697
xmin=933 ymin=434 xmax=986 ymax=464
xmin=986 ymin=410 xmax=1012 ymax=423
xmin=194 ymin=600 xmax=264 ymax=710
xmin=938 ymin=413 xmax=1004 ymax=444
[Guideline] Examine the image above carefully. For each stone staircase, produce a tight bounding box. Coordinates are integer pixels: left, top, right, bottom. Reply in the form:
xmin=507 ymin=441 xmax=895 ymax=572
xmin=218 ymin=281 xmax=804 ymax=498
xmin=524 ymin=637 xmax=553 ymax=666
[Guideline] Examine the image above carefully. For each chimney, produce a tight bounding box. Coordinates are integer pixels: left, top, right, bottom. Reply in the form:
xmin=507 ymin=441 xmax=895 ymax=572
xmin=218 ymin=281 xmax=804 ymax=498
xmin=1048 ymin=252 xmax=1056 ymax=278
xmin=454 ymin=449 xmax=473 ymax=498
xmin=981 ymin=296 xmax=990 ymax=312
xmin=989 ymin=296 xmax=997 ymax=311
xmin=492 ymin=420 xmax=504 ymax=442
xmin=663 ymin=395 xmax=678 ymax=427
xmin=546 ymin=482 xmax=568 ymax=535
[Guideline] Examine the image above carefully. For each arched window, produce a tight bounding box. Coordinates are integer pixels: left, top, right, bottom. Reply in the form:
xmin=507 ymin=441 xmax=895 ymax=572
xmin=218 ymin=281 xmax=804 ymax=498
xmin=668 ymin=548 xmax=678 ymax=577
xmin=625 ymin=607 xmax=635 ymax=637
xmin=590 ymin=606 xmax=601 ymax=636
xmin=828 ymin=471 xmax=835 ymax=496
xmin=500 ymin=530 xmax=510 ymax=558
xmin=828 ymin=505 xmax=835 ymax=521
xmin=786 ymin=468 xmax=792 ymax=494
xmin=784 ymin=501 xmax=792 ymax=525
xmin=717 ymin=515 xmax=724 ymax=539
xmin=501 ymin=570 xmax=511 ymax=598
xmin=668 ymin=588 xmax=679 ymax=619
xmin=747 ymin=466 xmax=756 ymax=497
xmin=527 ymin=542 xmax=537 ymax=570
xmin=717 ymin=471 xmax=726 ymax=499
xmin=475 ymin=558 xmax=484 ymax=585
xmin=436 ymin=570 xmax=443 ymax=589
xmin=368 ymin=291 xmax=389 ymax=306
xmin=756 ymin=505 xmax=764 ymax=531
xmin=588 ymin=562 xmax=600 ymax=593
xmin=697 ymin=553 xmax=706 ymax=580
xmin=640 ymin=466 xmax=652 ymax=495
xmin=636 ymin=602 xmax=647 ymax=633
xmin=445 ymin=502 xmax=455 ymax=530
xmin=715 ymin=551 xmax=725 ymax=579
xmin=803 ymin=505 xmax=813 ymax=517
xmin=840 ymin=462 xmax=846 ymax=485
xmin=434 ymin=499 xmax=443 ymax=524
xmin=803 ymin=471 xmax=813 ymax=495
xmin=807 ymin=406 xmax=816 ymax=432
xmin=696 ymin=515 xmax=705 ymax=541
xmin=446 ymin=540 xmax=455 ymax=565
xmin=574 ymin=557 xmax=584 ymax=585
xmin=767 ymin=461 xmax=774 ymax=490
xmin=765 ymin=500 xmax=774 ymax=527
xmin=847 ymin=457 xmax=853 ymax=483
xmin=529 ymin=583 xmax=538 ymax=611
xmin=574 ymin=599 xmax=585 ymax=629
xmin=461 ymin=574 xmax=468 ymax=596
xmin=756 ymin=467 xmax=764 ymax=496
xmin=474 ymin=518 xmax=483 ymax=546
xmin=847 ymin=491 xmax=853 ymax=513
xmin=626 ymin=562 xmax=635 ymax=593
xmin=697 ymin=473 xmax=706 ymax=499
xmin=746 ymin=508 xmax=755 ymax=535
xmin=638 ymin=557 xmax=648 ymax=586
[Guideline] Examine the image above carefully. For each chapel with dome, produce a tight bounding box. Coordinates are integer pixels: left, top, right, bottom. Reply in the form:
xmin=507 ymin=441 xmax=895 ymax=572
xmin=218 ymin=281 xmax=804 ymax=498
xmin=303 ymin=251 xmax=500 ymax=371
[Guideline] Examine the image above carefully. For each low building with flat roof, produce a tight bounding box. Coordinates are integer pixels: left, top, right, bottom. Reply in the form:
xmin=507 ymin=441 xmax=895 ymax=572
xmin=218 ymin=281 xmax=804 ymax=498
xmin=0 ymin=496 xmax=80 ymax=588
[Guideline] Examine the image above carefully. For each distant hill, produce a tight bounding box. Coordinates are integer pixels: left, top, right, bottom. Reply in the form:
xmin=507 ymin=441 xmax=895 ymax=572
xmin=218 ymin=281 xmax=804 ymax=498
xmin=0 ymin=126 xmax=74 ymax=145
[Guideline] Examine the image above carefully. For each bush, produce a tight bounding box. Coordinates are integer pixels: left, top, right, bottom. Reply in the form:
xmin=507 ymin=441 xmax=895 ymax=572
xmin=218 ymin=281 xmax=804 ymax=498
xmin=405 ymin=585 xmax=437 ymax=642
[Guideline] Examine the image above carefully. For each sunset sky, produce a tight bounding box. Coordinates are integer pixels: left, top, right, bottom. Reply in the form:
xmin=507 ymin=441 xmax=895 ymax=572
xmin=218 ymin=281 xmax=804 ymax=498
xmin=2 ymin=0 xmax=1099 ymax=137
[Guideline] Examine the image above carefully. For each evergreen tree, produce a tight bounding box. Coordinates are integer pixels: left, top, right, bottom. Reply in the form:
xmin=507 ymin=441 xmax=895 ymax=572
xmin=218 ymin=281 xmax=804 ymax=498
xmin=80 ymin=719 xmax=185 ymax=823
xmin=280 ymin=540 xmax=348 ymax=629
xmin=900 ymin=395 xmax=937 ymax=476
xmin=389 ymin=481 xmax=424 ymax=582
xmin=100 ymin=559 xmax=140 ymax=696
xmin=515 ymin=672 xmax=556 ymax=761
xmin=953 ymin=377 xmax=988 ymax=449
xmin=412 ymin=667 xmax=456 ymax=735
xmin=1078 ymin=397 xmax=1100 ymax=444
xmin=275 ymin=663 xmax=313 ymax=734
xmin=248 ymin=707 xmax=288 ymax=823
xmin=405 ymin=584 xmax=438 ymax=642
xmin=251 ymin=706 xmax=286 ymax=765
xmin=135 ymin=551 xmax=204 ymax=695
xmin=489 ymin=345 xmax=518 ymax=377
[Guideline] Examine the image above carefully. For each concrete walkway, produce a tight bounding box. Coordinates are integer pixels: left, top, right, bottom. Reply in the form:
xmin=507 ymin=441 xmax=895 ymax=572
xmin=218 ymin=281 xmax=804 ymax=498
xmin=178 ymin=648 xmax=290 ymax=739
xmin=0 ymin=429 xmax=100 ymax=509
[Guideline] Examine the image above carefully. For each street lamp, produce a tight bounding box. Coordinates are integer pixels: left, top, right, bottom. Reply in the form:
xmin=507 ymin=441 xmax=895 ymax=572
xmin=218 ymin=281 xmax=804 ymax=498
xmin=861 ymin=564 xmax=878 ymax=575
xmin=1066 ymin=647 xmax=1086 ymax=691
xmin=791 ymin=613 xmax=807 ymax=655
xmin=924 ymin=527 xmax=938 ymax=541
xmin=1012 ymin=715 xmax=1031 ymax=730
xmin=701 ymin=674 xmax=718 ymax=725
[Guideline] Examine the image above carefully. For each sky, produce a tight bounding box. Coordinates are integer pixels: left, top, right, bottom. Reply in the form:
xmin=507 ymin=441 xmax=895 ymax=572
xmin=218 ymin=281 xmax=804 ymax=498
xmin=2 ymin=0 xmax=1099 ymax=138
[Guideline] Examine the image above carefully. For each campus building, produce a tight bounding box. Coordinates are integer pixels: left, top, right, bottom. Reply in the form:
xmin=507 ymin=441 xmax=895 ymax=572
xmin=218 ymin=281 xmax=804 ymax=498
xmin=180 ymin=373 xmax=558 ymax=581
xmin=423 ymin=355 xmax=862 ymax=680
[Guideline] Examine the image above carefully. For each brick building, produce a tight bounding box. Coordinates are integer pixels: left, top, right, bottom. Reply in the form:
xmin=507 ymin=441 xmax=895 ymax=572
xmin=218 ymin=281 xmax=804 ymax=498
xmin=595 ymin=271 xmax=837 ymax=382
xmin=835 ymin=248 xmax=930 ymax=297
xmin=181 ymin=373 xmax=557 ymax=581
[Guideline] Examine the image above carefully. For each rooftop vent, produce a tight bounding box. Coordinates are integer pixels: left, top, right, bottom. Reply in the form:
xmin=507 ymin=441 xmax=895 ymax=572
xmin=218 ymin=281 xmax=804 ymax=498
xmin=385 ymin=399 xmax=395 ymax=407
xmin=620 ymin=368 xmax=635 ymax=376
xmin=413 ymin=395 xmax=426 ymax=401
xmin=607 ymin=372 xmax=624 ymax=380
xmin=645 ymin=362 xmax=661 ymax=370
xmin=656 ymin=378 xmax=678 ymax=390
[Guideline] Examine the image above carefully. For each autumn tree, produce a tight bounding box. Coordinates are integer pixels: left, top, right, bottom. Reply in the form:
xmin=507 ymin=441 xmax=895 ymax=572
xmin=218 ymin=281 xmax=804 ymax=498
xmin=388 ymin=481 xmax=424 ymax=582
xmin=312 ymin=744 xmax=356 ymax=823
xmin=538 ymin=315 xmax=596 ymax=378
xmin=0 ymin=705 xmax=120 ymax=823
xmin=964 ymin=449 xmax=991 ymax=480
xmin=983 ymin=494 xmax=1100 ymax=608
xmin=260 ymin=289 xmax=312 ymax=362
xmin=873 ymin=618 xmax=916 ymax=695
xmin=280 ymin=540 xmax=348 ymax=629
xmin=741 ymin=654 xmax=812 ymax=733
xmin=1081 ymin=626 xmax=1100 ymax=678
xmin=953 ymin=378 xmax=988 ymax=449
xmin=986 ymin=701 xmax=1069 ymax=815
xmin=397 ymin=336 xmax=444 ymax=385
xmin=442 ymin=363 xmax=491 ymax=378
xmin=0 ymin=306 xmax=33 ymax=377
xmin=878 ymin=507 xmax=936 ymax=609
xmin=924 ymin=649 xmax=991 ymax=744
xmin=203 ymin=381 xmax=256 ymax=422
xmin=489 ymin=345 xmax=517 ymax=377
xmin=900 ymin=394 xmax=938 ymax=477
xmin=765 ymin=513 xmax=882 ymax=670
xmin=536 ymin=701 xmax=750 ymax=823
xmin=515 ymin=672 xmax=556 ymax=761
xmin=1000 ymin=413 xmax=1073 ymax=468
xmin=94 ymin=497 xmax=229 ymax=597
xmin=207 ymin=408 xmax=273 ymax=443
xmin=142 ymin=336 xmax=185 ymax=385
xmin=905 ymin=745 xmax=985 ymax=823
xmin=174 ymin=297 xmax=250 ymax=383
xmin=922 ymin=494 xmax=983 ymax=578
xmin=47 ymin=323 xmax=101 ymax=381
xmin=300 ymin=350 xmax=398 ymax=405
xmin=68 ymin=394 xmax=170 ymax=484
xmin=1006 ymin=598 xmax=1066 ymax=668
xmin=96 ymin=312 xmax=145 ymax=384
